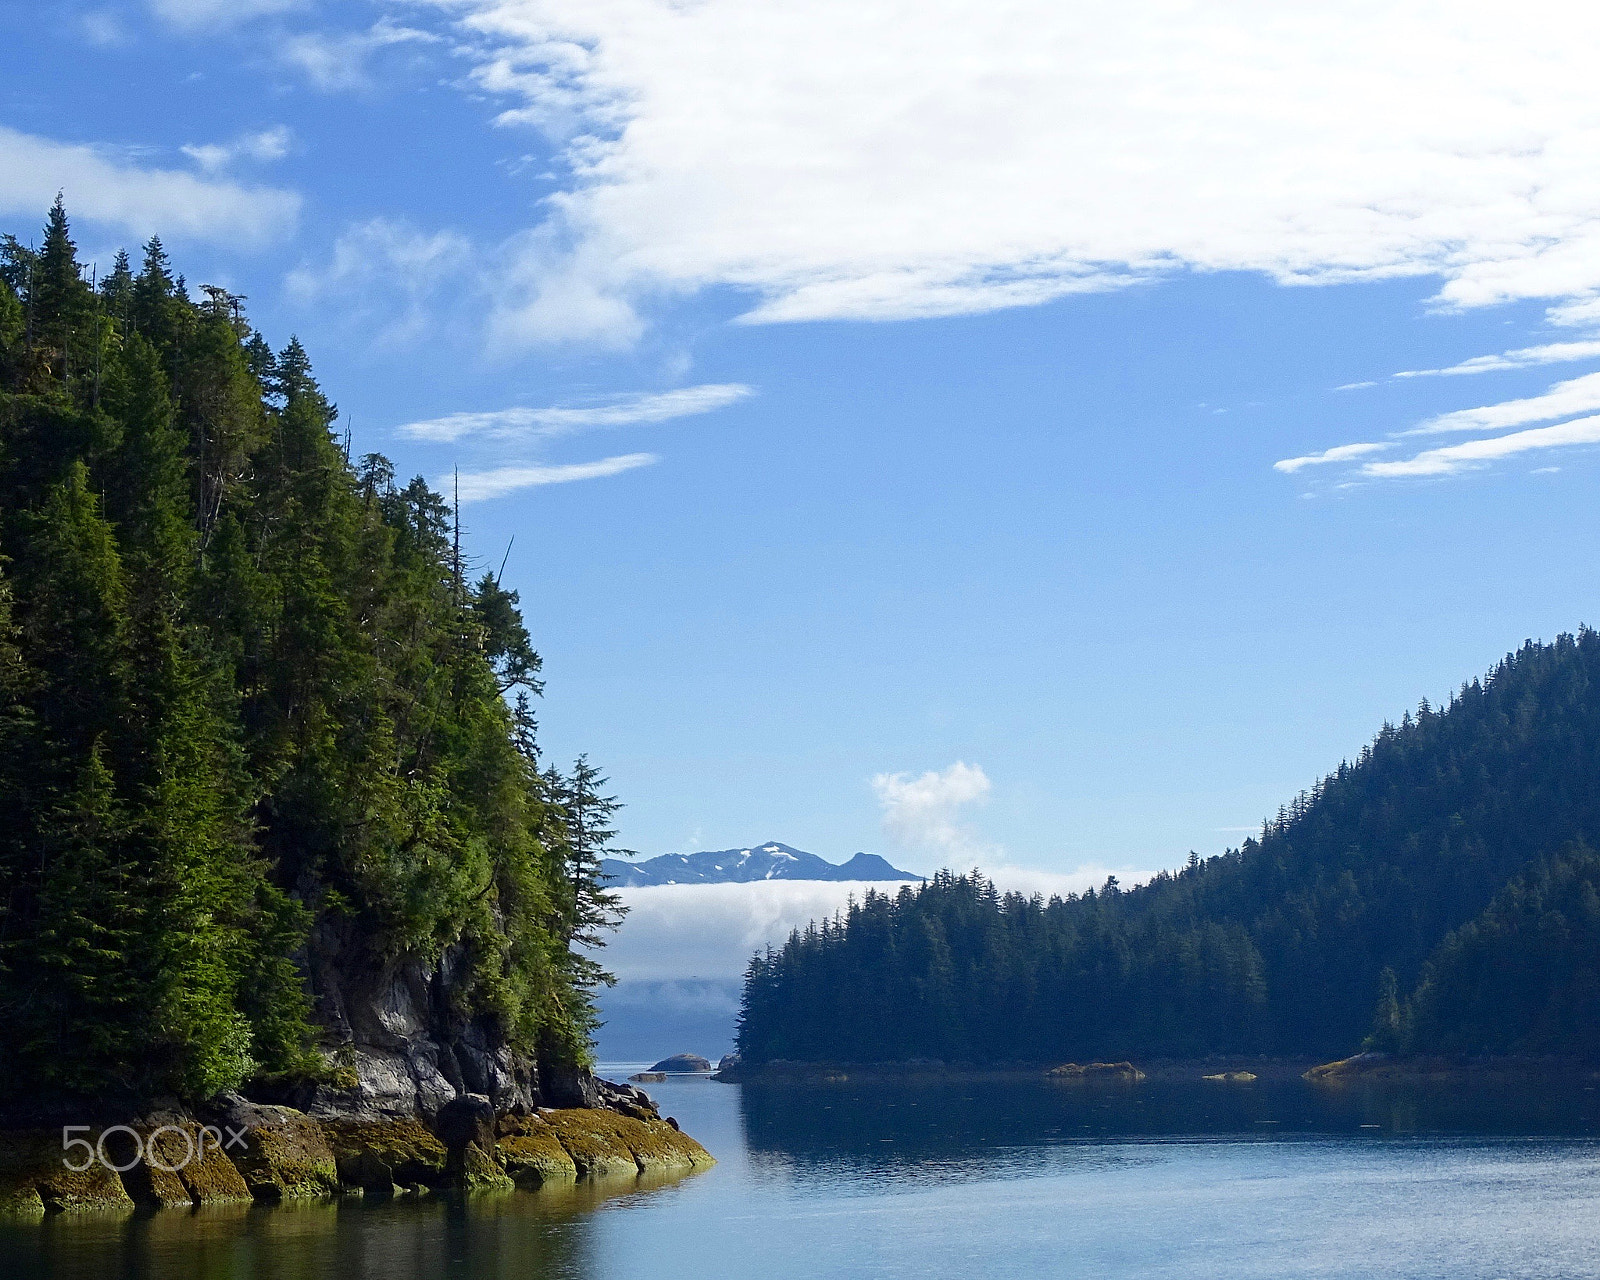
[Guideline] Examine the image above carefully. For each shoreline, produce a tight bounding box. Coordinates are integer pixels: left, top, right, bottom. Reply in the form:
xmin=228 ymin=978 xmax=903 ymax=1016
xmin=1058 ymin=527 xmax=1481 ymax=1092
xmin=0 ymin=1080 xmax=714 ymax=1218
xmin=716 ymin=1054 xmax=1600 ymax=1085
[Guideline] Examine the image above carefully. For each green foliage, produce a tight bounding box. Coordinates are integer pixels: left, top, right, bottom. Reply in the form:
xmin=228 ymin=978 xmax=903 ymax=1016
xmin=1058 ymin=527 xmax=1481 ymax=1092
xmin=740 ymin=630 xmax=1600 ymax=1063
xmin=1409 ymin=844 xmax=1600 ymax=1057
xmin=0 ymin=204 xmax=621 ymax=1101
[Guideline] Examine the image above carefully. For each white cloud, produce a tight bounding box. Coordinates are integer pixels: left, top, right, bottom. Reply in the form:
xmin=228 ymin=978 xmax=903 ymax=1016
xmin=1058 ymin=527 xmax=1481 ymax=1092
xmin=0 ymin=125 xmax=299 ymax=245
xmin=872 ymin=761 xmax=993 ymax=860
xmin=287 ymin=218 xmax=474 ymax=345
xmin=406 ymin=0 xmax=1600 ymax=339
xmin=79 ymin=10 xmax=128 ymax=45
xmin=1404 ymin=371 xmax=1600 ymax=437
xmin=1280 ymin=367 xmax=1600 ymax=484
xmin=182 ymin=126 xmax=293 ymax=173
xmin=1392 ymin=340 xmax=1600 ymax=379
xmin=452 ymin=452 xmax=657 ymax=502
xmin=281 ymin=19 xmax=441 ymax=92
xmin=148 ymin=0 xmax=301 ymax=29
xmin=1362 ymin=415 xmax=1600 ymax=479
xmin=397 ymin=383 xmax=753 ymax=443
xmin=1274 ymin=441 xmax=1392 ymax=474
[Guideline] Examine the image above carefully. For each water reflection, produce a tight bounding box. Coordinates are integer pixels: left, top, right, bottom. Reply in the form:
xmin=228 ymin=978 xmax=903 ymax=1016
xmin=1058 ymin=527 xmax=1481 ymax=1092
xmin=9 ymin=1076 xmax=1600 ymax=1280
xmin=736 ymin=1074 xmax=1600 ymax=1177
xmin=0 ymin=1168 xmax=699 ymax=1280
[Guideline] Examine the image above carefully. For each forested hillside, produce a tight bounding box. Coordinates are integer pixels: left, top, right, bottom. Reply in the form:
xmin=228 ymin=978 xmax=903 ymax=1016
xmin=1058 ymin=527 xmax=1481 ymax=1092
xmin=0 ymin=202 xmax=625 ymax=1105
xmin=738 ymin=631 xmax=1600 ymax=1063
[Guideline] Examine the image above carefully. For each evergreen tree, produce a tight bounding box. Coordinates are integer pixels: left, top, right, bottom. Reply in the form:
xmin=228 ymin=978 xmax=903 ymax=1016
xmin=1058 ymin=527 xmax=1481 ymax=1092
xmin=0 ymin=202 xmax=627 ymax=1100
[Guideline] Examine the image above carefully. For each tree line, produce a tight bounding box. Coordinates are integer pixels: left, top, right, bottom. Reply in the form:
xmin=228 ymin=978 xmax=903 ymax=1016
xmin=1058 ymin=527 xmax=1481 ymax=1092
xmin=0 ymin=200 xmax=626 ymax=1103
xmin=738 ymin=630 xmax=1600 ymax=1063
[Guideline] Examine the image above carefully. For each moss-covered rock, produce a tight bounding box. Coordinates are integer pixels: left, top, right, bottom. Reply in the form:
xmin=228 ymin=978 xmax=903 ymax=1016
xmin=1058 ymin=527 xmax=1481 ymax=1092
xmin=1304 ymin=1052 xmax=1387 ymax=1082
xmin=0 ymin=1130 xmax=135 ymax=1216
xmin=322 ymin=1117 xmax=447 ymax=1193
xmin=540 ymin=1108 xmax=714 ymax=1179
xmin=1047 ymin=1062 xmax=1146 ymax=1082
xmin=209 ymin=1100 xmax=338 ymax=1200
xmin=435 ymin=1093 xmax=513 ymax=1191
xmin=123 ymin=1120 xmax=252 ymax=1208
xmin=495 ymin=1114 xmax=578 ymax=1188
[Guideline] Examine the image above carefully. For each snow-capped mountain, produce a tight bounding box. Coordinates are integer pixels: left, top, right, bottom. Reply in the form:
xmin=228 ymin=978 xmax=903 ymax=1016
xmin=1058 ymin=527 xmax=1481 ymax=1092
xmin=601 ymin=841 xmax=920 ymax=887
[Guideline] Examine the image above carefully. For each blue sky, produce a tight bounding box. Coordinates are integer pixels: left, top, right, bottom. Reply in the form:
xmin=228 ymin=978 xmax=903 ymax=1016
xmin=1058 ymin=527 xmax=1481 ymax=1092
xmin=9 ymin=0 xmax=1600 ymax=881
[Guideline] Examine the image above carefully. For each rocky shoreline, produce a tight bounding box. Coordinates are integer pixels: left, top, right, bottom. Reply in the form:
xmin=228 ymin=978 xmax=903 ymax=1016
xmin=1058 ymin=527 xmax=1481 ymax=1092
xmin=714 ymin=1053 xmax=1600 ymax=1084
xmin=713 ymin=1055 xmax=1321 ymax=1082
xmin=0 ymin=1073 xmax=712 ymax=1217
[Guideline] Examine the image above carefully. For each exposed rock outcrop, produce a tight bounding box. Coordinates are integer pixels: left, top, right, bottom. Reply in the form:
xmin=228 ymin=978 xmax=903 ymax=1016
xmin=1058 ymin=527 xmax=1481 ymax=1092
xmin=0 ymin=1130 xmax=134 ymax=1216
xmin=299 ymin=922 xmax=539 ymax=1119
xmin=323 ymin=1116 xmax=447 ymax=1193
xmin=648 ymin=1053 xmax=712 ymax=1073
xmin=123 ymin=1116 xmax=252 ymax=1207
xmin=495 ymin=1114 xmax=579 ymax=1187
xmin=205 ymin=1096 xmax=340 ymax=1200
xmin=1047 ymin=1062 xmax=1147 ymax=1082
xmin=2 ymin=923 xmax=717 ymax=1216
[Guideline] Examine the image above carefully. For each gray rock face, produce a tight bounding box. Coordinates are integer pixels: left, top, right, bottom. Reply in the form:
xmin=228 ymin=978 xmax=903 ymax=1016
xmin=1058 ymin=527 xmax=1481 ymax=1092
xmin=299 ymin=918 xmax=542 ymax=1120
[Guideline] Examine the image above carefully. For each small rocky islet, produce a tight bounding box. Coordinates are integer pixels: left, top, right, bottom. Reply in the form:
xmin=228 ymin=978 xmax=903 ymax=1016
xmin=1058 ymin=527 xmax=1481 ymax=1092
xmin=0 ymin=1080 xmax=711 ymax=1216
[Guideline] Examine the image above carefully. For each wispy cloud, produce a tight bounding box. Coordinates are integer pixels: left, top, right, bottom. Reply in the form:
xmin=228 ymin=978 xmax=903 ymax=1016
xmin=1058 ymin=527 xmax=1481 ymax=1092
xmin=287 ymin=218 xmax=473 ymax=347
xmin=1274 ymin=441 xmax=1392 ymax=474
xmin=872 ymin=762 xmax=993 ymax=861
xmin=182 ymin=126 xmax=292 ymax=173
xmin=0 ymin=125 xmax=299 ymax=245
xmin=1362 ymin=415 xmax=1600 ymax=479
xmin=79 ymin=10 xmax=128 ymax=46
xmin=452 ymin=453 xmax=657 ymax=503
xmin=409 ymin=0 xmax=1600 ymax=340
xmin=399 ymin=384 xmax=754 ymax=443
xmin=1402 ymin=371 xmax=1600 ymax=438
xmin=1285 ymin=364 xmax=1600 ymax=484
xmin=280 ymin=19 xmax=440 ymax=92
xmin=1392 ymin=340 xmax=1600 ymax=379
xmin=147 ymin=0 xmax=301 ymax=30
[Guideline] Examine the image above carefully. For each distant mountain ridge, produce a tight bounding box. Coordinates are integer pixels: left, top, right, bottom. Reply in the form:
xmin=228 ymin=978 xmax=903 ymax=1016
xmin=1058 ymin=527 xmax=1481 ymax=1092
xmin=602 ymin=841 xmax=921 ymax=887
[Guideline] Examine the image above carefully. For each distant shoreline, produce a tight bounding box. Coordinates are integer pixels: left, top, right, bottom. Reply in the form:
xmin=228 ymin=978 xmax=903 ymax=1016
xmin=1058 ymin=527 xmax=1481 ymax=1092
xmin=716 ymin=1054 xmax=1600 ymax=1084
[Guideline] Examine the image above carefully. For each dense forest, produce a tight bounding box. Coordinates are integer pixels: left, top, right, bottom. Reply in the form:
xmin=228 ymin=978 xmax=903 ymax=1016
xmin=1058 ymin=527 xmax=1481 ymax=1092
xmin=738 ymin=631 xmax=1600 ymax=1063
xmin=0 ymin=201 xmax=626 ymax=1104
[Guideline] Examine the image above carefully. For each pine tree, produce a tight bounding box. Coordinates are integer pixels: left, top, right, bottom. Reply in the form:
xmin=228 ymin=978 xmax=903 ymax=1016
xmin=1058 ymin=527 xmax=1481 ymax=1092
xmin=30 ymin=196 xmax=91 ymax=380
xmin=0 ymin=202 xmax=624 ymax=1102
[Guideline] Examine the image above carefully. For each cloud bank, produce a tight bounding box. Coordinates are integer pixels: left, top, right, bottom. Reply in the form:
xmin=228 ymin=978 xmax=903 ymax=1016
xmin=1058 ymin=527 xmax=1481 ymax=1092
xmin=411 ymin=0 xmax=1600 ymax=341
xmin=601 ymin=866 xmax=1157 ymax=983
xmin=0 ymin=126 xmax=299 ymax=245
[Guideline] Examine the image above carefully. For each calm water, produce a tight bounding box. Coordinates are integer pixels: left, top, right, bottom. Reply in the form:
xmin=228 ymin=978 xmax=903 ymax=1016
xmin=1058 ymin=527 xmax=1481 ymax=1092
xmin=7 ymin=1068 xmax=1600 ymax=1278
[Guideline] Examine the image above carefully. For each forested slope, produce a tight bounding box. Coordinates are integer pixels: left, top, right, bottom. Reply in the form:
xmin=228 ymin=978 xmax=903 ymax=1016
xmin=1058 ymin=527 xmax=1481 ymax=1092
xmin=0 ymin=202 xmax=624 ymax=1106
xmin=738 ymin=630 xmax=1600 ymax=1063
